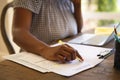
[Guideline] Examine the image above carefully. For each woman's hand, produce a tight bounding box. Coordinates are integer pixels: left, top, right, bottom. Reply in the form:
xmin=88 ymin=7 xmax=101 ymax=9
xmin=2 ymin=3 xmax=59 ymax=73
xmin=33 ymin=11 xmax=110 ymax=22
xmin=40 ymin=44 xmax=83 ymax=63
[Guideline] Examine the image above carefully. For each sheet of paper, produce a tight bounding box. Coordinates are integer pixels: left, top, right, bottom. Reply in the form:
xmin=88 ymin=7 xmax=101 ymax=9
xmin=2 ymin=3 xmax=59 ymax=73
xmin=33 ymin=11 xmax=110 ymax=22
xmin=4 ymin=53 xmax=49 ymax=73
xmin=3 ymin=43 xmax=112 ymax=76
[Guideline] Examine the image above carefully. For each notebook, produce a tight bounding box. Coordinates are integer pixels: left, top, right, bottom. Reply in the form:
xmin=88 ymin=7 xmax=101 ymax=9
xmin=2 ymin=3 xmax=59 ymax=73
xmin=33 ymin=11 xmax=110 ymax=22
xmin=69 ymin=23 xmax=120 ymax=46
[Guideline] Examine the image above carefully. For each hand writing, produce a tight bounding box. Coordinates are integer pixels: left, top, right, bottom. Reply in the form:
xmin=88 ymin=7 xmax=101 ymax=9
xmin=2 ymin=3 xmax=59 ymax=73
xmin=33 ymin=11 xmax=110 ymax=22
xmin=40 ymin=44 xmax=84 ymax=63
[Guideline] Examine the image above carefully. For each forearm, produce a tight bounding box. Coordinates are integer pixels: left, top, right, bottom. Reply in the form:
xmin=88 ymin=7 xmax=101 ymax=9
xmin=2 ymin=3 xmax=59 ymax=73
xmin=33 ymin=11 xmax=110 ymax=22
xmin=13 ymin=29 xmax=49 ymax=55
xmin=12 ymin=8 xmax=49 ymax=55
xmin=72 ymin=0 xmax=83 ymax=33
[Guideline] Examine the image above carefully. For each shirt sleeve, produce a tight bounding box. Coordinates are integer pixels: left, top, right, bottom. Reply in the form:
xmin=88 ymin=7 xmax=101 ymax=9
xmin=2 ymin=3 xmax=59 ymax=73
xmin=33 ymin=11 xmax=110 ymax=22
xmin=13 ymin=0 xmax=42 ymax=14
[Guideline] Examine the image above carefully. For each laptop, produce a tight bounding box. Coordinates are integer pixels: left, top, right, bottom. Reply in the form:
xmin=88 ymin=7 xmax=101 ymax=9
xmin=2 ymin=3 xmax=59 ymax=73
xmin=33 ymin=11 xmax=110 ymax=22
xmin=68 ymin=23 xmax=120 ymax=46
xmin=81 ymin=33 xmax=113 ymax=46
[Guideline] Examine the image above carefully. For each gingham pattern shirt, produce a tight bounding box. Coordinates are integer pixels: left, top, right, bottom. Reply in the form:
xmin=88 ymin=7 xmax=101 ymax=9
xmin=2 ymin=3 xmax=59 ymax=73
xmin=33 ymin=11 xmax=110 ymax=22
xmin=13 ymin=0 xmax=77 ymax=44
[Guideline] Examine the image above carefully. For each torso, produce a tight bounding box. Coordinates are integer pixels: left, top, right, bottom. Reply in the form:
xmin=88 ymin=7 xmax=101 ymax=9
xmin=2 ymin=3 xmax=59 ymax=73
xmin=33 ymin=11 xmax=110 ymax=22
xmin=14 ymin=0 xmax=78 ymax=44
xmin=30 ymin=0 xmax=77 ymax=43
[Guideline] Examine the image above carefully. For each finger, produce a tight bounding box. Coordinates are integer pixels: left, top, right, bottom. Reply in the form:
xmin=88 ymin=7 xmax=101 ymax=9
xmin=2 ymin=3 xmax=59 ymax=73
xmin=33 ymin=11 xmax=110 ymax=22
xmin=71 ymin=51 xmax=76 ymax=60
xmin=65 ymin=44 xmax=83 ymax=61
xmin=64 ymin=44 xmax=76 ymax=60
xmin=76 ymin=50 xmax=84 ymax=61
xmin=59 ymin=50 xmax=72 ymax=61
xmin=62 ymin=44 xmax=76 ymax=56
xmin=56 ymin=54 xmax=66 ymax=63
xmin=61 ymin=45 xmax=76 ymax=60
xmin=62 ymin=44 xmax=75 ymax=54
xmin=64 ymin=44 xmax=73 ymax=49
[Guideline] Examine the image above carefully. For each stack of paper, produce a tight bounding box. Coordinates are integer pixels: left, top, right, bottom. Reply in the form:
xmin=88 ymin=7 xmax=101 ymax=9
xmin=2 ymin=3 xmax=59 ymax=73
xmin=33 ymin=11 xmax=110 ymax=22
xmin=3 ymin=43 xmax=112 ymax=76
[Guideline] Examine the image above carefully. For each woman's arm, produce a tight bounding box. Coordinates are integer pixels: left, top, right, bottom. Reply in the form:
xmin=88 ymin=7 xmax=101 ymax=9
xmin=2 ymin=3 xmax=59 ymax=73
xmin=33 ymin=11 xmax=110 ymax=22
xmin=12 ymin=8 xmax=83 ymax=63
xmin=71 ymin=0 xmax=83 ymax=33
xmin=12 ymin=8 xmax=48 ymax=54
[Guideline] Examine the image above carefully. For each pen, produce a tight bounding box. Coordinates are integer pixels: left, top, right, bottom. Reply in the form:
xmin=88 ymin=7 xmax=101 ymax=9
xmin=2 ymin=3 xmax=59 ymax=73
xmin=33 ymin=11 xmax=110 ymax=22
xmin=98 ymin=49 xmax=114 ymax=59
xmin=114 ymin=26 xmax=118 ymax=35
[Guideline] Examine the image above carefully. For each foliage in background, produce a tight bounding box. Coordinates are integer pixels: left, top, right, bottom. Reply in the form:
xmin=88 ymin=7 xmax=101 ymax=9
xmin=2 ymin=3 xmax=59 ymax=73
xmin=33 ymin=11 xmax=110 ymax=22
xmin=97 ymin=0 xmax=117 ymax=12
xmin=97 ymin=0 xmax=117 ymax=26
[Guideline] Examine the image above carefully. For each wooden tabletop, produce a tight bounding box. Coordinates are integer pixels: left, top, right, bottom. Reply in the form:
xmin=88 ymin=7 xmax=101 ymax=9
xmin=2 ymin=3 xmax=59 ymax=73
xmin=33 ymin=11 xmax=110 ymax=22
xmin=0 ymin=54 xmax=120 ymax=80
xmin=0 ymin=34 xmax=120 ymax=80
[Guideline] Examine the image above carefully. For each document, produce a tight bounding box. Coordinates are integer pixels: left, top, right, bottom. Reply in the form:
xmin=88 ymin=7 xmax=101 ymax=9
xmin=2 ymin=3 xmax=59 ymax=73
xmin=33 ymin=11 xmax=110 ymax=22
xmin=3 ymin=43 xmax=112 ymax=76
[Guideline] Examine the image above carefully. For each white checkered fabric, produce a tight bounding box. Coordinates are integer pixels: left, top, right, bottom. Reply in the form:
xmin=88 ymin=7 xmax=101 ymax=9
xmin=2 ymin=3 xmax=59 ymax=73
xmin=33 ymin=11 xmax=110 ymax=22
xmin=13 ymin=0 xmax=77 ymax=44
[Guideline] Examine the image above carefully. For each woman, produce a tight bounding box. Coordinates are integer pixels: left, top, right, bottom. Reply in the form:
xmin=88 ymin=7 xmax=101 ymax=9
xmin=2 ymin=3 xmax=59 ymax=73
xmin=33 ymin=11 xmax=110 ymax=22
xmin=12 ymin=0 xmax=83 ymax=63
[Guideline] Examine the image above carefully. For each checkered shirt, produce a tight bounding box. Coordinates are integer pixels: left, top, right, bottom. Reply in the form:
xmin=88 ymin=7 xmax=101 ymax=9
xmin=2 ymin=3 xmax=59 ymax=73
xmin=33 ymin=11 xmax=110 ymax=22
xmin=13 ymin=0 xmax=77 ymax=44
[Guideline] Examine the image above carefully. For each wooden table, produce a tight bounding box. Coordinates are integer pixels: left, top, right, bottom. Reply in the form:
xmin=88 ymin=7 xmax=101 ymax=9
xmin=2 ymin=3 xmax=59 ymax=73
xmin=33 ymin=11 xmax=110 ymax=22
xmin=0 ymin=36 xmax=120 ymax=80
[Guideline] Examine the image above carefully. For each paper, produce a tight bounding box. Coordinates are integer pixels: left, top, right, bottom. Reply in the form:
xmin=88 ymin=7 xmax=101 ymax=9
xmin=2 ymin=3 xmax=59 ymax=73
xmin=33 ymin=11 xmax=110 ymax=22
xmin=4 ymin=53 xmax=49 ymax=73
xmin=3 ymin=43 xmax=112 ymax=76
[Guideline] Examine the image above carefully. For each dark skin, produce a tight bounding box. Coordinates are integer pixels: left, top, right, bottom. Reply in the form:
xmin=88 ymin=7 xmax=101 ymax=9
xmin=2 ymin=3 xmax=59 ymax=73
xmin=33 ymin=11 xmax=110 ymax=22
xmin=72 ymin=0 xmax=83 ymax=33
xmin=12 ymin=0 xmax=83 ymax=63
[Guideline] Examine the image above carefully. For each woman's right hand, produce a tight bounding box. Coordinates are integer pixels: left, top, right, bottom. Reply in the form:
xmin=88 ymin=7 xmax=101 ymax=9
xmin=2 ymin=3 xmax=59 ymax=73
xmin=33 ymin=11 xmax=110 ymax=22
xmin=40 ymin=44 xmax=83 ymax=63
